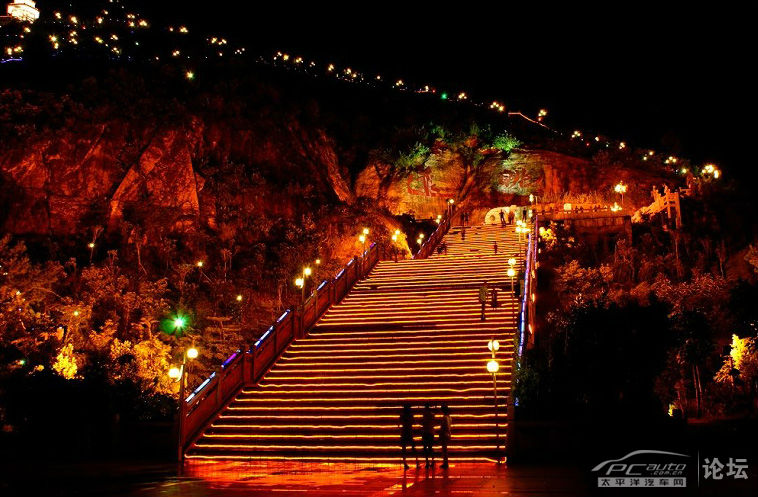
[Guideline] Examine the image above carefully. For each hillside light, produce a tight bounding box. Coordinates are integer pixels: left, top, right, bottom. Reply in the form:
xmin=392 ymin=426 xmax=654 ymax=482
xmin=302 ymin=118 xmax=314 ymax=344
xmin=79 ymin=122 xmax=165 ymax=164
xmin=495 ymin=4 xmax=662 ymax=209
xmin=186 ymin=347 xmax=199 ymax=360
xmin=185 ymin=71 xmax=195 ymax=80
xmin=315 ymin=259 xmax=321 ymax=265
xmin=304 ymin=267 xmax=312 ymax=277
xmin=358 ymin=234 xmax=366 ymax=244
xmin=73 ymin=310 xmax=80 ymax=317
xmin=236 ymin=294 xmax=243 ymax=302
xmin=419 ymin=233 xmax=424 ymax=239
xmin=196 ymin=261 xmax=203 ymax=268
xmin=88 ymin=242 xmax=95 ymax=249
xmin=363 ymin=227 xmax=370 ymax=235
xmin=614 ymin=182 xmax=627 ymax=206
xmin=391 ymin=234 xmax=398 ymax=242
xmin=173 ymin=316 xmax=186 ymax=330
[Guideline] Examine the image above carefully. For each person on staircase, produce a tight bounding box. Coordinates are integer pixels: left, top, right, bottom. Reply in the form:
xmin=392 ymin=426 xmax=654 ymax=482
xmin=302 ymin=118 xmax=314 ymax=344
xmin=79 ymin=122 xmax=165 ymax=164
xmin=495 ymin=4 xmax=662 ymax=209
xmin=493 ymin=241 xmax=498 ymax=254
xmin=479 ymin=282 xmax=489 ymax=321
xmin=499 ymin=209 xmax=506 ymax=227
xmin=491 ymin=286 xmax=499 ymax=309
xmin=508 ymin=208 xmax=515 ymax=225
xmin=399 ymin=403 xmax=418 ymax=470
xmin=422 ymin=403 xmax=436 ymax=468
xmin=439 ymin=404 xmax=452 ymax=469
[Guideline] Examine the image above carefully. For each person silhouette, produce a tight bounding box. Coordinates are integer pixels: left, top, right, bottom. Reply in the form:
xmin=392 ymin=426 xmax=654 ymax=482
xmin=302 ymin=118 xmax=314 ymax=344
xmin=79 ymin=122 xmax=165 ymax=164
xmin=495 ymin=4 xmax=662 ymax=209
xmin=421 ymin=403 xmax=436 ymax=468
xmin=399 ymin=403 xmax=418 ymax=469
xmin=439 ymin=404 xmax=452 ymax=469
xmin=479 ymin=282 xmax=489 ymax=321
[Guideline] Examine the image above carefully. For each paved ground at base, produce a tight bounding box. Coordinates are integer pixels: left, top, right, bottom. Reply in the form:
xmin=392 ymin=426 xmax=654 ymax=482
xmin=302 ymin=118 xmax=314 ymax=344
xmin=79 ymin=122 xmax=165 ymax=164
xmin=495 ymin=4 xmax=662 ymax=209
xmin=150 ymin=461 xmax=587 ymax=496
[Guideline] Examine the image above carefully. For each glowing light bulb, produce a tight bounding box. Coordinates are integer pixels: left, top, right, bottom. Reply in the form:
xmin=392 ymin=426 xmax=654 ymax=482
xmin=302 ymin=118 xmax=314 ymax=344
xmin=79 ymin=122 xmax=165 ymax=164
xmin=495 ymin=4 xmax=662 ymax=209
xmin=487 ymin=360 xmax=499 ymax=373
xmin=186 ymin=347 xmax=199 ymax=360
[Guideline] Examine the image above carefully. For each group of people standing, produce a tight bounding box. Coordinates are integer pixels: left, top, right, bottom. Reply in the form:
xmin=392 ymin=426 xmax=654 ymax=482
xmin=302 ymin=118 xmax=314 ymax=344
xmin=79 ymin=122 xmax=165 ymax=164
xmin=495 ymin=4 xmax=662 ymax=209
xmin=399 ymin=403 xmax=451 ymax=469
xmin=498 ymin=207 xmax=529 ymax=226
xmin=478 ymin=281 xmax=503 ymax=320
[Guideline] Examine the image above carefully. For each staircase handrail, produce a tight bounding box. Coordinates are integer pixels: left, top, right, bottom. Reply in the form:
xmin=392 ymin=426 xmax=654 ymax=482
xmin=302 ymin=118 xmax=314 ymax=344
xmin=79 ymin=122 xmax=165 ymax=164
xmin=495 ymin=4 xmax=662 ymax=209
xmin=414 ymin=213 xmax=453 ymax=259
xmin=179 ymin=242 xmax=381 ymax=456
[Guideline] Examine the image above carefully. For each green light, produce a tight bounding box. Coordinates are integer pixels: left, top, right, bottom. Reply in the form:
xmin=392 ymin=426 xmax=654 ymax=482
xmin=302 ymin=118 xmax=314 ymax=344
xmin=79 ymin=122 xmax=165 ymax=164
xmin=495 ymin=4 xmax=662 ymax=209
xmin=19 ymin=359 xmax=26 ymax=366
xmin=440 ymin=92 xmax=448 ymax=100
xmin=173 ymin=316 xmax=186 ymax=329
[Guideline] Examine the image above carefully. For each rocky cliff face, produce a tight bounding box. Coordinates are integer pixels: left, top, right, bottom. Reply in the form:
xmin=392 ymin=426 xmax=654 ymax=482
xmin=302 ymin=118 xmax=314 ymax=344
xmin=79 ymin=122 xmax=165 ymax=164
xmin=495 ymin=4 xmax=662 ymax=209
xmin=0 ymin=96 xmax=353 ymax=237
xmin=0 ymin=84 xmax=677 ymax=242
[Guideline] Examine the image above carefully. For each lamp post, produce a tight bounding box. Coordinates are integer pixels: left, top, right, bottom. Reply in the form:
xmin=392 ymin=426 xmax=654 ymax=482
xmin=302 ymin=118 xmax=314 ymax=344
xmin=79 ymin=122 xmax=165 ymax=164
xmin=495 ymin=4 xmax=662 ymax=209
xmin=447 ymin=198 xmax=455 ymax=218
xmin=172 ymin=346 xmax=198 ymax=462
xmin=507 ymin=267 xmax=516 ymax=292
xmin=295 ymin=277 xmax=305 ymax=303
xmin=314 ymin=259 xmax=321 ymax=295
xmin=486 ymin=340 xmax=500 ymax=451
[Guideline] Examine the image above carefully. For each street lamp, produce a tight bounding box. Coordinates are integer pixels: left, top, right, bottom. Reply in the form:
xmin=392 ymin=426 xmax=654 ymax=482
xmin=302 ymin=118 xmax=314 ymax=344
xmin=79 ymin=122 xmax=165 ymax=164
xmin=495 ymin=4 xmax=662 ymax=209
xmin=487 ymin=338 xmax=500 ymax=355
xmin=172 ymin=345 xmax=199 ymax=462
xmin=295 ymin=277 xmax=305 ymax=302
xmin=507 ymin=267 xmax=516 ymax=291
xmin=447 ymin=198 xmax=455 ymax=218
xmin=485 ymin=346 xmax=501 ymax=451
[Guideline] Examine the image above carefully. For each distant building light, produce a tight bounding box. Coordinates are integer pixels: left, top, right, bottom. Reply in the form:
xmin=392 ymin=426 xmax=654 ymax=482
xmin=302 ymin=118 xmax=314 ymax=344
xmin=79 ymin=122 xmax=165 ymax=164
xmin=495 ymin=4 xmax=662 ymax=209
xmin=7 ymin=0 xmax=39 ymax=23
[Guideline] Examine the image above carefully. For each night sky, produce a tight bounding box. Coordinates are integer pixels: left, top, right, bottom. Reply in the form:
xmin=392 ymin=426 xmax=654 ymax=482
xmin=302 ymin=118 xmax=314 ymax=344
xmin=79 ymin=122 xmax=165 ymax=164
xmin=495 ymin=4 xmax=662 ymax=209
xmin=56 ymin=2 xmax=752 ymax=180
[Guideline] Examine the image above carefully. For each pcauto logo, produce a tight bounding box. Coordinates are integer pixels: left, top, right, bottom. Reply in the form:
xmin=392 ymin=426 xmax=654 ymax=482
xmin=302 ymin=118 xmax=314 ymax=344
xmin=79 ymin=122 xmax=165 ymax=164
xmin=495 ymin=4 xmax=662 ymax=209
xmin=592 ymin=450 xmax=690 ymax=488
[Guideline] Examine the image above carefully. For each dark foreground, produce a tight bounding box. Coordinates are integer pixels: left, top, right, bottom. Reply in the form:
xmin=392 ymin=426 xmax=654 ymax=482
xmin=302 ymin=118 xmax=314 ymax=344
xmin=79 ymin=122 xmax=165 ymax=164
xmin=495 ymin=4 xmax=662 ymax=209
xmin=2 ymin=458 xmax=757 ymax=497
xmin=1 ymin=460 xmax=586 ymax=497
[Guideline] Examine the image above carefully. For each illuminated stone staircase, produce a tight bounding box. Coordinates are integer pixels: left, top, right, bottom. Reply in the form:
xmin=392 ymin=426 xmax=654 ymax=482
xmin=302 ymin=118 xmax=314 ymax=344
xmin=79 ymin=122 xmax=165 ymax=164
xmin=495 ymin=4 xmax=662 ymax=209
xmin=186 ymin=224 xmax=524 ymax=462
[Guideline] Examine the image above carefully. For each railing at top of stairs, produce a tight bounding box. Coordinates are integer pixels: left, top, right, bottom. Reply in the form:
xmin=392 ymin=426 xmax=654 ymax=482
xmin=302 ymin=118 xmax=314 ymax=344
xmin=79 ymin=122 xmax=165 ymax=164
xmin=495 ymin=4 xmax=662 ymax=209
xmin=413 ymin=208 xmax=456 ymax=260
xmin=178 ymin=242 xmax=381 ymax=458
